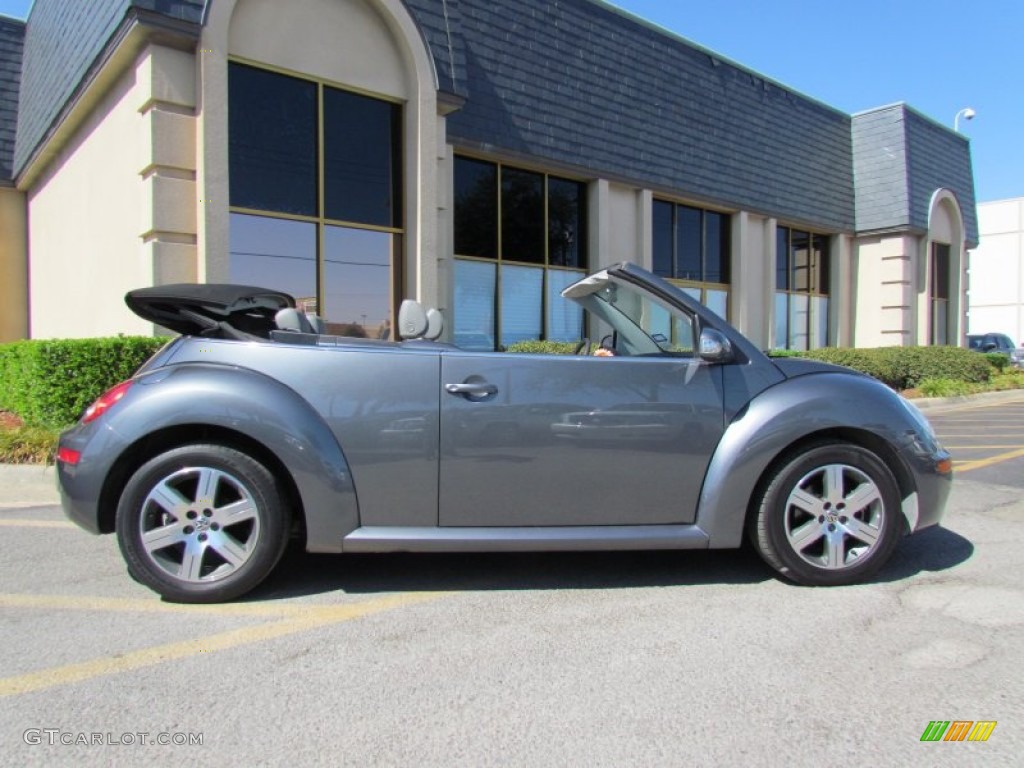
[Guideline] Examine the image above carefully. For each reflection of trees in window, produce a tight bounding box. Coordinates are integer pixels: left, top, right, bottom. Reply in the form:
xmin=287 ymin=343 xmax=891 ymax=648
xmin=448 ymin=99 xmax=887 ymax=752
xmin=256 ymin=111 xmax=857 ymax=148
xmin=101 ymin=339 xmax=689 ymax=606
xmin=652 ymin=200 xmax=730 ymax=315
xmin=453 ymin=156 xmax=588 ymax=349
xmin=454 ymin=158 xmax=497 ymax=258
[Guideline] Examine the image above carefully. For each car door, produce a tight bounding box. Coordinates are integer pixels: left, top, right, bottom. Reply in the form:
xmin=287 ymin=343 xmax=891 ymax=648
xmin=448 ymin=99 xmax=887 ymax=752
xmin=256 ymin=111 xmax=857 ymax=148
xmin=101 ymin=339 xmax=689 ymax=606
xmin=438 ymin=279 xmax=726 ymax=528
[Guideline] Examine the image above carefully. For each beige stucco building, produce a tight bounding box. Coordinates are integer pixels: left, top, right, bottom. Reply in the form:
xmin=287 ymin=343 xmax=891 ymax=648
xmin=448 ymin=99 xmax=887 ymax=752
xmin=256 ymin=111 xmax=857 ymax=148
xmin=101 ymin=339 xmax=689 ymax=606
xmin=0 ymin=1 xmax=977 ymax=350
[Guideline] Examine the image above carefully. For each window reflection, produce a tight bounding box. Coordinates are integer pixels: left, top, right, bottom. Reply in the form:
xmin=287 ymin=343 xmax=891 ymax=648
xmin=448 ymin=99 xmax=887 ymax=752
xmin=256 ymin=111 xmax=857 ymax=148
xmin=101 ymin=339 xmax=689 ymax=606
xmin=229 ymin=64 xmax=317 ymax=216
xmin=501 ymin=168 xmax=545 ymax=264
xmin=229 ymin=214 xmax=316 ymax=303
xmin=323 ymin=88 xmax=401 ymax=228
xmin=323 ymin=226 xmax=393 ymax=338
xmin=501 ymin=265 xmax=543 ymax=346
xmin=454 ymin=260 xmax=496 ymax=350
xmin=548 ymin=178 xmax=586 ymax=268
xmin=547 ymin=270 xmax=584 ymax=342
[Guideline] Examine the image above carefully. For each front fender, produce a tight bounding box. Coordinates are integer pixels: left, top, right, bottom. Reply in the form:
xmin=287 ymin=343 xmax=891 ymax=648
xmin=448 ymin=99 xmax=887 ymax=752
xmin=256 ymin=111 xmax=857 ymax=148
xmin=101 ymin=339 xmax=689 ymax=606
xmin=92 ymin=363 xmax=357 ymax=552
xmin=697 ymin=372 xmax=947 ymax=547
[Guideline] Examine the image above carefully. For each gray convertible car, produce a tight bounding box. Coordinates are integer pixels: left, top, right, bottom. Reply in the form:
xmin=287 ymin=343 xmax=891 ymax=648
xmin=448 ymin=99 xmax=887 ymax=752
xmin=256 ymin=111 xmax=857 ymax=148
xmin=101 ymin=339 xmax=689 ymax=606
xmin=57 ymin=263 xmax=952 ymax=602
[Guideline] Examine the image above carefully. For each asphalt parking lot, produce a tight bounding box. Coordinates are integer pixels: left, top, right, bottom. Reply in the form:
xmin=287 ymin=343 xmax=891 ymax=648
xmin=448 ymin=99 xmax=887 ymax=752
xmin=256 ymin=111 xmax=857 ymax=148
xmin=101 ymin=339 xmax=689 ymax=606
xmin=1 ymin=393 xmax=1022 ymax=767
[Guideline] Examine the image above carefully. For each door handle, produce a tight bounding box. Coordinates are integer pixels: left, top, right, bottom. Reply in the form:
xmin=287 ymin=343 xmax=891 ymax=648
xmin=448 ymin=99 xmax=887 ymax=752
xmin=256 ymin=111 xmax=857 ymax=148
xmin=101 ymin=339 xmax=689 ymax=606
xmin=445 ymin=382 xmax=498 ymax=398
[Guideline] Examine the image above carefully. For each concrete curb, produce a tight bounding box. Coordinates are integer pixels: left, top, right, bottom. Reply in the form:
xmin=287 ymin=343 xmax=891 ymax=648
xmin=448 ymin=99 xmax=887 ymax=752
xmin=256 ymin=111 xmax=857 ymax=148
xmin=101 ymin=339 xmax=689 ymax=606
xmin=2 ymin=390 xmax=1022 ymax=507
xmin=0 ymin=463 xmax=57 ymax=506
xmin=908 ymin=389 xmax=1024 ymax=411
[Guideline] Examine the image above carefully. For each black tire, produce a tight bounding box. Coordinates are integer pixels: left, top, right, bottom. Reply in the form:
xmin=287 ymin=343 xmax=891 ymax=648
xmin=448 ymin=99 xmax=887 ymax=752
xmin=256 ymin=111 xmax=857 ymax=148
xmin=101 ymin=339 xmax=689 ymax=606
xmin=750 ymin=442 xmax=903 ymax=586
xmin=116 ymin=444 xmax=290 ymax=603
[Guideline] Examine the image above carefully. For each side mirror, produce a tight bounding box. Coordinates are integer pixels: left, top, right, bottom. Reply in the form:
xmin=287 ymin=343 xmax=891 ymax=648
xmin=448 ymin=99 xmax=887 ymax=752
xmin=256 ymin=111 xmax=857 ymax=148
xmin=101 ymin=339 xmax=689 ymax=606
xmin=699 ymin=329 xmax=734 ymax=364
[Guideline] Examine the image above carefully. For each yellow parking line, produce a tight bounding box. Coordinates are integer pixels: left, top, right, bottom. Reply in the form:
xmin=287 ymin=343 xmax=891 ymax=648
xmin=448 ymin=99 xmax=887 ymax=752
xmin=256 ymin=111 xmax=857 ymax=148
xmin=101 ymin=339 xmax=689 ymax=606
xmin=0 ymin=519 xmax=75 ymax=529
xmin=944 ymin=445 xmax=1023 ymax=450
xmin=955 ymin=448 xmax=1024 ymax=473
xmin=0 ymin=592 xmax=447 ymax=697
xmin=0 ymin=593 xmax=317 ymax=618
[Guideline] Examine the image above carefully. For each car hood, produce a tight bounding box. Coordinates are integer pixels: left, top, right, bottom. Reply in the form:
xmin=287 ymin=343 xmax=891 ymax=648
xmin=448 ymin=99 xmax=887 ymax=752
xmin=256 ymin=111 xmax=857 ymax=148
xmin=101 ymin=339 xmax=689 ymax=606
xmin=771 ymin=357 xmax=862 ymax=379
xmin=125 ymin=284 xmax=295 ymax=338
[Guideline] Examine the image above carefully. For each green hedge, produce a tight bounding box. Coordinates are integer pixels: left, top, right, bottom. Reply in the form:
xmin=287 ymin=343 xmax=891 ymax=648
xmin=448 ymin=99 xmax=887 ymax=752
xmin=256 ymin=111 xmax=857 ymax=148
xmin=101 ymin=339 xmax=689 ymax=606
xmin=0 ymin=337 xmax=168 ymax=427
xmin=506 ymin=340 xmax=580 ymax=355
xmin=771 ymin=345 xmax=992 ymax=390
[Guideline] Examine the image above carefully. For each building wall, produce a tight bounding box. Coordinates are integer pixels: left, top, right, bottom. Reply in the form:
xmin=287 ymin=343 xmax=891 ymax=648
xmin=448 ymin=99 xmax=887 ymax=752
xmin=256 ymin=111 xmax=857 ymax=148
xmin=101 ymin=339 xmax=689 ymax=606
xmin=26 ymin=44 xmax=197 ymax=338
xmin=853 ymin=234 xmax=916 ymax=347
xmin=0 ymin=186 xmax=27 ymax=341
xmin=968 ymin=198 xmax=1024 ymax=343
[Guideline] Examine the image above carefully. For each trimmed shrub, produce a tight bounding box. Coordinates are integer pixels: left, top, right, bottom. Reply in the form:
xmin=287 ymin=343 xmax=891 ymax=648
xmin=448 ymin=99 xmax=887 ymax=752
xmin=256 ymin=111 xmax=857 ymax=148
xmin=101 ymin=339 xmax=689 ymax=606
xmin=797 ymin=345 xmax=990 ymax=390
xmin=799 ymin=347 xmax=901 ymax=388
xmin=983 ymin=352 xmax=1009 ymax=373
xmin=0 ymin=337 xmax=168 ymax=427
xmin=506 ymin=340 xmax=580 ymax=355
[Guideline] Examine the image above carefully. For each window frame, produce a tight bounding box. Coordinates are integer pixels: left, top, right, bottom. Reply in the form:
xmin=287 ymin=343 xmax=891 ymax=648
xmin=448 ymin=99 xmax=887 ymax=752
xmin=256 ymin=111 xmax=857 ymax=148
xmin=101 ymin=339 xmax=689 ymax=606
xmin=227 ymin=57 xmax=405 ymax=332
xmin=452 ymin=154 xmax=589 ymax=349
xmin=774 ymin=226 xmax=831 ymax=351
xmin=651 ymin=199 xmax=732 ymax=319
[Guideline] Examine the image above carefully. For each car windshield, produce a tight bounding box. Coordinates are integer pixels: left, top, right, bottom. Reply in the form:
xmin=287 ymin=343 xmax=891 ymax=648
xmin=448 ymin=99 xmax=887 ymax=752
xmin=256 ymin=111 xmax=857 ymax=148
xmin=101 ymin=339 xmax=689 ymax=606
xmin=567 ymin=276 xmax=696 ymax=356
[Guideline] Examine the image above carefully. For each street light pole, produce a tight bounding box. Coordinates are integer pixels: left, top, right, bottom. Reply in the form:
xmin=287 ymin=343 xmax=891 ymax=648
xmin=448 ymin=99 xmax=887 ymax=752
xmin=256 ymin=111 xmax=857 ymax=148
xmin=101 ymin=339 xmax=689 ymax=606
xmin=954 ymin=107 xmax=976 ymax=133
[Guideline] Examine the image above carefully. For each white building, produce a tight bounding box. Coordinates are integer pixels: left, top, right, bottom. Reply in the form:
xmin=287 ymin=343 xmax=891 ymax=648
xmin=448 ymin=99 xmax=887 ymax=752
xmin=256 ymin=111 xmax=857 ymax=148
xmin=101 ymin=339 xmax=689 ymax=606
xmin=968 ymin=198 xmax=1024 ymax=345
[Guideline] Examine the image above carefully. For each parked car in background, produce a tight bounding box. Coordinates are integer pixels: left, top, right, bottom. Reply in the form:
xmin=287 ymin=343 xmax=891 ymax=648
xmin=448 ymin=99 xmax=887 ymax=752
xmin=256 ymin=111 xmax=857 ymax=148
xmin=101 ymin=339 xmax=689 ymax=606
xmin=56 ymin=263 xmax=953 ymax=602
xmin=967 ymin=333 xmax=1024 ymax=368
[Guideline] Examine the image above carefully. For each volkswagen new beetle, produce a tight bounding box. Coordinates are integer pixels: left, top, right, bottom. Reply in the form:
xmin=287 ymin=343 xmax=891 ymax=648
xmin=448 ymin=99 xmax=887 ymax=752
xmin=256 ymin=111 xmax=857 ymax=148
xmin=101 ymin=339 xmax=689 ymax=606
xmin=57 ymin=263 xmax=952 ymax=602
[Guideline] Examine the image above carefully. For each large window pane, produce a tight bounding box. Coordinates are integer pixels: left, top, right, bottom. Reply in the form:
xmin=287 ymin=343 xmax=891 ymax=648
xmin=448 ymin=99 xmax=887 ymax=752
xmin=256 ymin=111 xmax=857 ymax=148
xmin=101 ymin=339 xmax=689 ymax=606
xmin=791 ymin=230 xmax=810 ymax=292
xmin=705 ymin=289 xmax=728 ymax=320
xmin=932 ymin=299 xmax=948 ymax=346
xmin=776 ymin=227 xmax=789 ymax=290
xmin=548 ymin=177 xmax=586 ymax=268
xmin=652 ymin=200 xmax=674 ymax=277
xmin=500 ymin=265 xmax=543 ymax=346
xmin=454 ymin=260 xmax=496 ymax=350
xmin=812 ymin=234 xmax=829 ymax=295
xmin=788 ymin=293 xmax=809 ymax=351
xmin=932 ymin=243 xmax=951 ymax=299
xmin=705 ymin=212 xmax=730 ymax=284
xmin=774 ymin=292 xmax=788 ymax=349
xmin=229 ymin=214 xmax=316 ymax=305
xmin=675 ymin=205 xmax=701 ymax=281
xmin=322 ymin=226 xmax=393 ymax=337
xmin=501 ymin=168 xmax=544 ymax=264
xmin=811 ymin=296 xmax=829 ymax=349
xmin=229 ymin=63 xmax=317 ymax=216
xmin=323 ymin=88 xmax=401 ymax=228
xmin=454 ymin=158 xmax=497 ymax=259
xmin=546 ymin=270 xmax=585 ymax=342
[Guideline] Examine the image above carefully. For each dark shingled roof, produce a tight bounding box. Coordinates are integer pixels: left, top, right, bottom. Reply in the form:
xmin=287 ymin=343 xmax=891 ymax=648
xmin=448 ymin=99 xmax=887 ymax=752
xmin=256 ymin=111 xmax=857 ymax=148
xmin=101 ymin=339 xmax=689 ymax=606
xmin=853 ymin=104 xmax=978 ymax=247
xmin=434 ymin=0 xmax=856 ymax=231
xmin=8 ymin=0 xmax=975 ymax=243
xmin=0 ymin=15 xmax=24 ymax=186
xmin=13 ymin=0 xmax=203 ymax=177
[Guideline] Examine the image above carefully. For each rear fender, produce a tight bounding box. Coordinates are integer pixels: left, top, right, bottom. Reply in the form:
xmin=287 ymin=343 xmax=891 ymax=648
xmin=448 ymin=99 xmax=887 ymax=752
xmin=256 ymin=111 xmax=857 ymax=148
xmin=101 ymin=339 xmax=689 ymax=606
xmin=101 ymin=363 xmax=357 ymax=552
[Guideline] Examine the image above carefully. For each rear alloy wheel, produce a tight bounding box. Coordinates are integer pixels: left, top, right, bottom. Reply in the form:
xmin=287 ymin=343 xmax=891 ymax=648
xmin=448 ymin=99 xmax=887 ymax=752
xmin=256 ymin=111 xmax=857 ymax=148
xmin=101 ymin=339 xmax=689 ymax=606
xmin=116 ymin=445 xmax=289 ymax=603
xmin=751 ymin=442 xmax=903 ymax=586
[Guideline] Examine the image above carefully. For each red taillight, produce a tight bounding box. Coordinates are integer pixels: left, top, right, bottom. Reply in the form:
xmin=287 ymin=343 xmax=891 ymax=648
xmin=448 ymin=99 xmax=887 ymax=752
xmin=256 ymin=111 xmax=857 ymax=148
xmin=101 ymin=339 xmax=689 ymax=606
xmin=57 ymin=447 xmax=81 ymax=465
xmin=82 ymin=380 xmax=134 ymax=424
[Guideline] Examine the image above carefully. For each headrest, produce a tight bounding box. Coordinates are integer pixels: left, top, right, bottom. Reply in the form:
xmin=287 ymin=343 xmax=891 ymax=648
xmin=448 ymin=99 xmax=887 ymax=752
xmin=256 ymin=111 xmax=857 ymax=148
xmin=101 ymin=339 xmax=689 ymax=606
xmin=275 ymin=307 xmax=315 ymax=334
xmin=398 ymin=299 xmax=428 ymax=339
xmin=424 ymin=308 xmax=444 ymax=341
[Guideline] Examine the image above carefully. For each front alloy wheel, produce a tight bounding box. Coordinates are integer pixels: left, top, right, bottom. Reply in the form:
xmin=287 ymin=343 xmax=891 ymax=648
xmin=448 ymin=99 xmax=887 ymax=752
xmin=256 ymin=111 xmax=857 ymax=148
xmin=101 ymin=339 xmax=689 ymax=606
xmin=751 ymin=442 xmax=903 ymax=586
xmin=117 ymin=445 xmax=289 ymax=602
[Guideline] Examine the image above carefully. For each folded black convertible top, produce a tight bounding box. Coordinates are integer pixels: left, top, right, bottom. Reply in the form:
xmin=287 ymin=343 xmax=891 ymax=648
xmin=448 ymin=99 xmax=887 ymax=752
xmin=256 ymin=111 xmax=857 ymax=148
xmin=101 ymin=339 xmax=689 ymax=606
xmin=126 ymin=283 xmax=295 ymax=339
